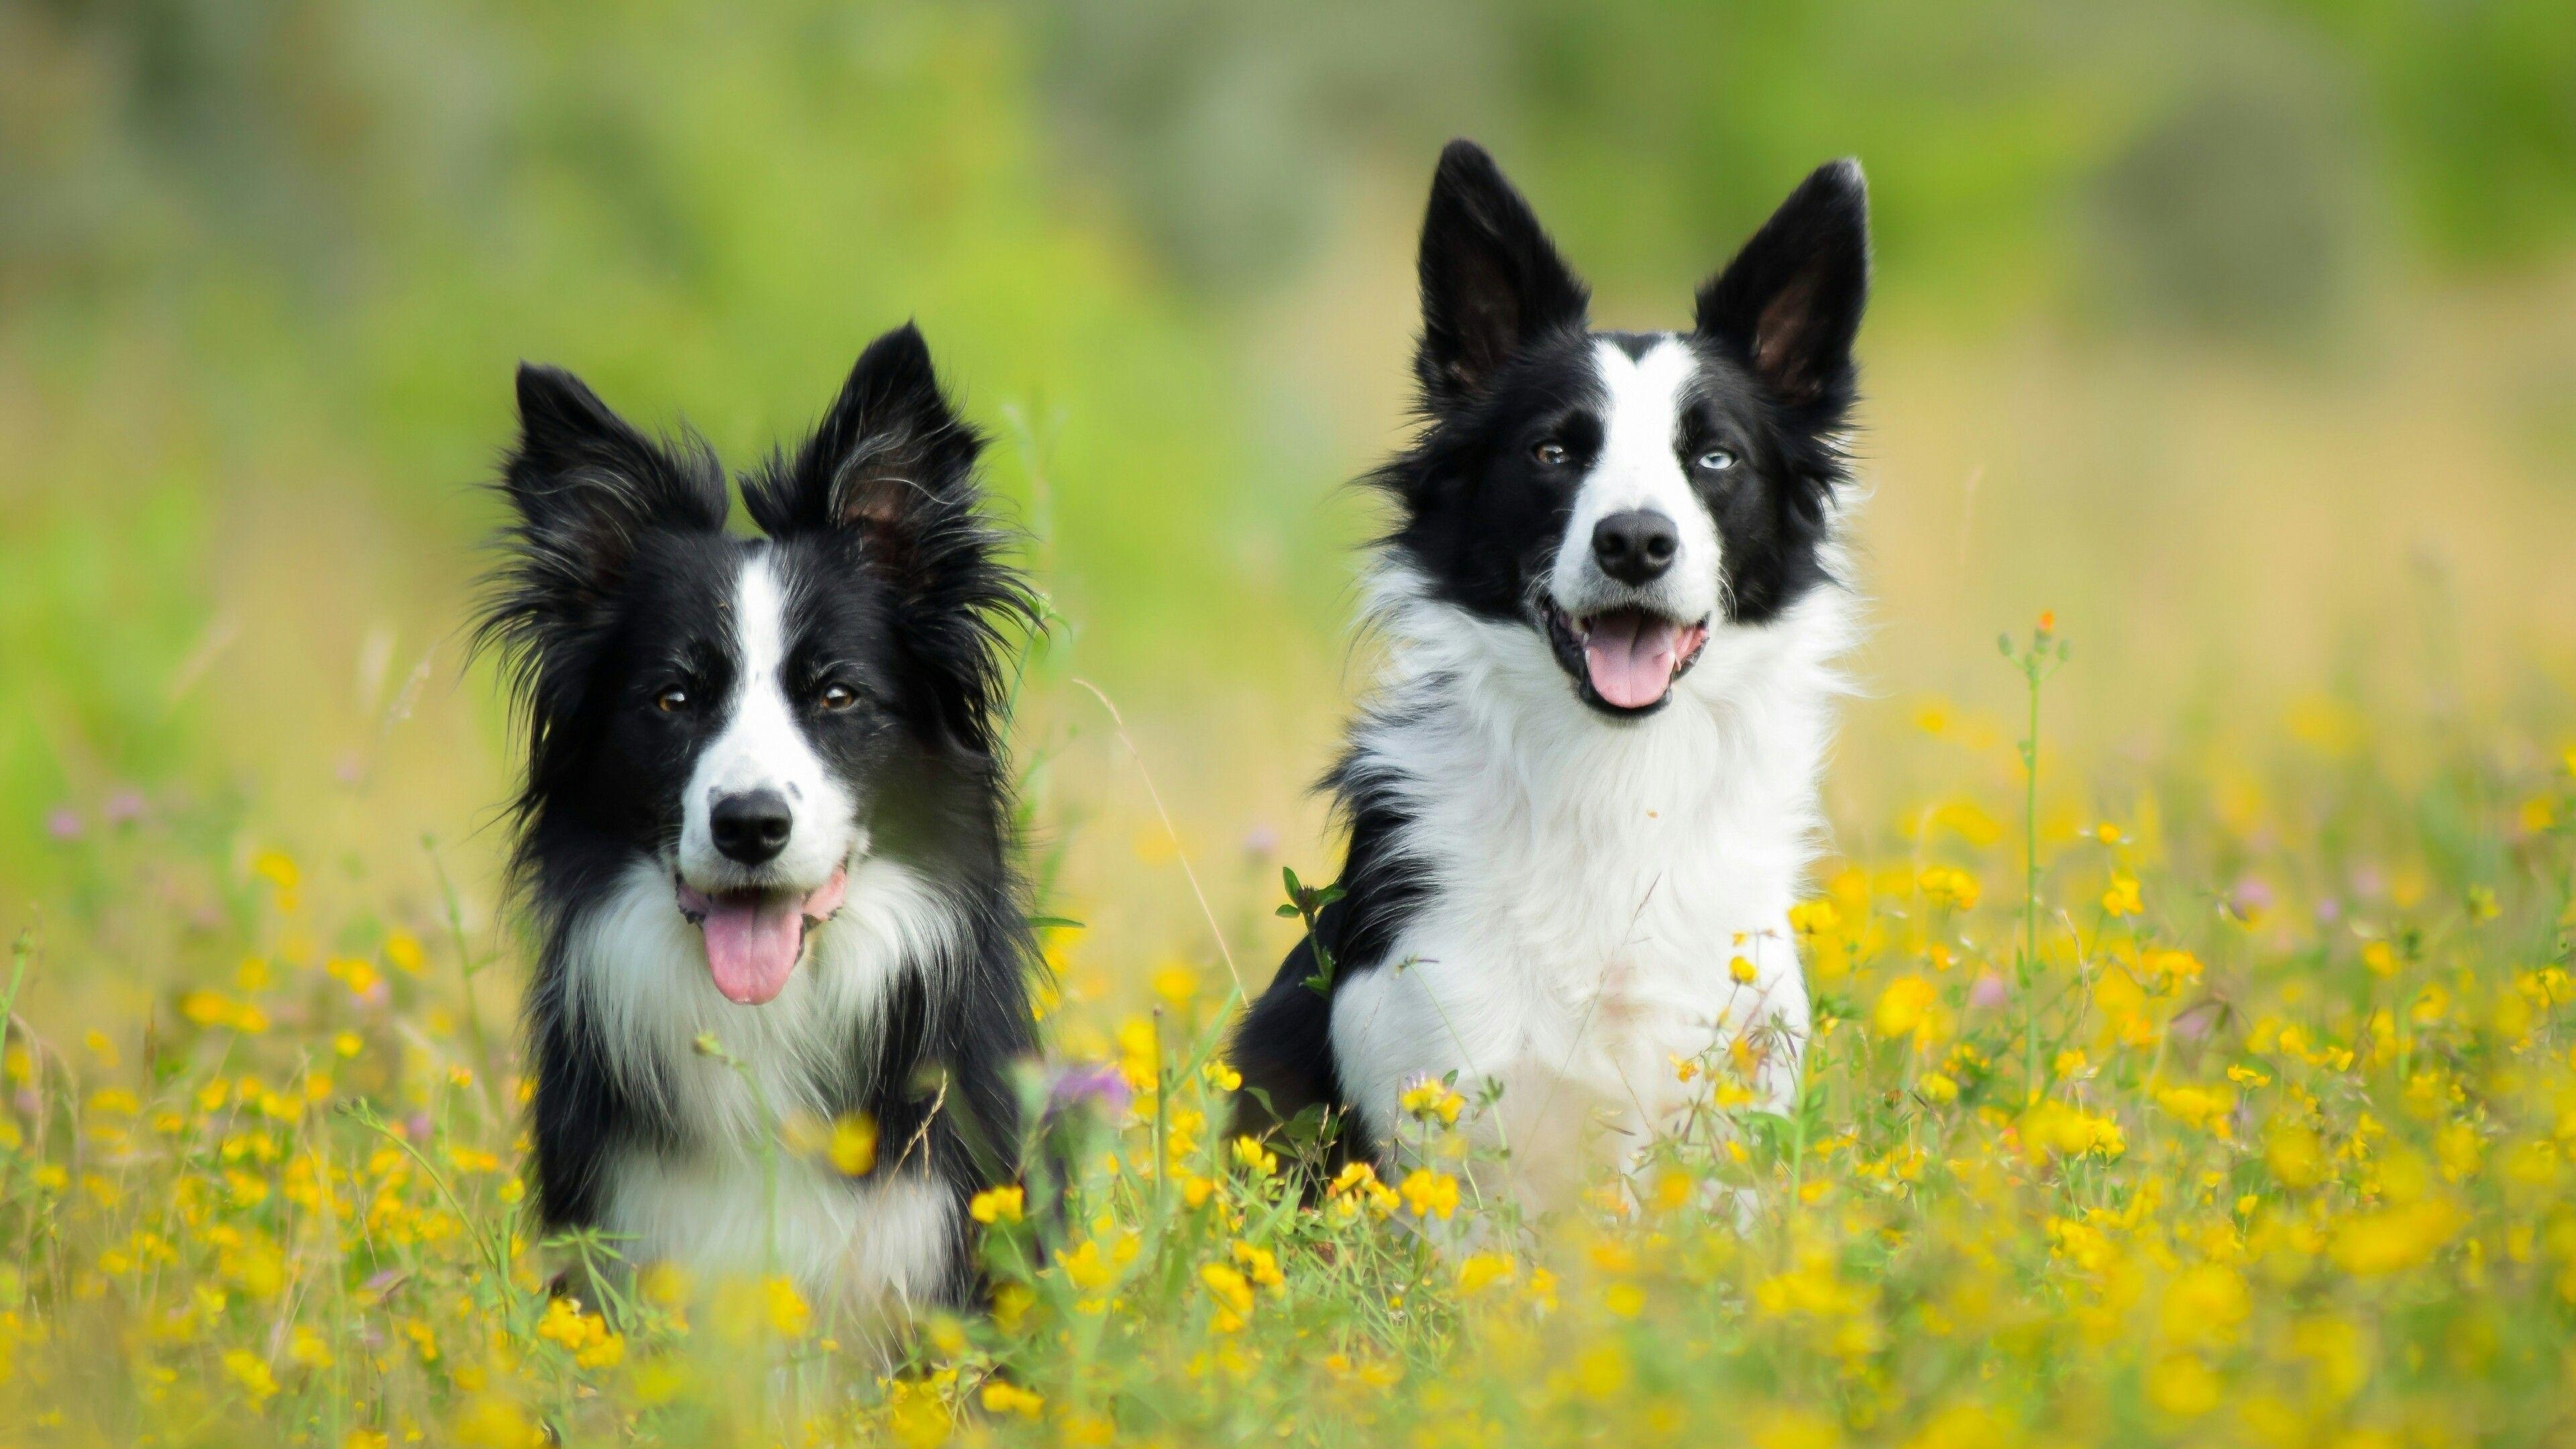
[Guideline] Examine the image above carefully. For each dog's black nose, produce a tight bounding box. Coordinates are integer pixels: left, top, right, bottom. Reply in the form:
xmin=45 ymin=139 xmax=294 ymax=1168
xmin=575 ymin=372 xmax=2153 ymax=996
xmin=710 ymin=790 xmax=794 ymax=865
xmin=1592 ymin=509 xmax=1679 ymax=586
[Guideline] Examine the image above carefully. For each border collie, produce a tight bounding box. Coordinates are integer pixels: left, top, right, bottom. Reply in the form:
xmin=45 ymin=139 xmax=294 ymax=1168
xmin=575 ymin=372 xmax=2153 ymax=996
xmin=478 ymin=324 xmax=1038 ymax=1316
xmin=1233 ymin=142 xmax=1868 ymax=1212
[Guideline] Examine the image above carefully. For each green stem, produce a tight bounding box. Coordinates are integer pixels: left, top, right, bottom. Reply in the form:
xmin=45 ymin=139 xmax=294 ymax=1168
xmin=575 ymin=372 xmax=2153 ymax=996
xmin=2023 ymin=653 xmax=2043 ymax=1102
xmin=0 ymin=928 xmax=30 ymax=1037
xmin=425 ymin=836 xmax=501 ymax=1118
xmin=1152 ymin=1006 xmax=1169 ymax=1216
xmin=350 ymin=1104 xmax=519 ymax=1328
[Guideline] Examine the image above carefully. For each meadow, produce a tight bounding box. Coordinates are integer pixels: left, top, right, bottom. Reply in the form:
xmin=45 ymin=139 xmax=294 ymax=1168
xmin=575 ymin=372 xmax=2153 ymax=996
xmin=7 ymin=1 xmax=2576 ymax=1444
xmin=6 ymin=600 xmax=2576 ymax=1448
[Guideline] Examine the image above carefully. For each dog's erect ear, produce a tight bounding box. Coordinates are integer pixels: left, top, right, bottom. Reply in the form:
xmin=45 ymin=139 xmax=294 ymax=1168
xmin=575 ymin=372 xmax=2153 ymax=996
xmin=495 ymin=364 xmax=727 ymax=614
xmin=1414 ymin=140 xmax=1591 ymax=405
xmin=747 ymin=325 xmax=1036 ymax=753
xmin=746 ymin=323 xmax=984 ymax=549
xmin=1695 ymin=160 xmax=1870 ymax=412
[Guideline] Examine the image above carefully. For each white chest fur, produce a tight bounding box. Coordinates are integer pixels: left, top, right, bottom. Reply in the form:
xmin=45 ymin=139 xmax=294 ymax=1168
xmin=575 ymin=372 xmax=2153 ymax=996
xmin=559 ymin=857 xmax=965 ymax=1307
xmin=1329 ymin=575 xmax=1851 ymax=1211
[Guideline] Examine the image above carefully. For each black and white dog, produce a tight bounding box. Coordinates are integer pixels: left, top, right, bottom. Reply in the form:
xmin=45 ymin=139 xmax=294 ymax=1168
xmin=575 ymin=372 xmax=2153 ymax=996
xmin=479 ymin=324 xmax=1038 ymax=1312
xmin=1234 ymin=143 xmax=1868 ymax=1210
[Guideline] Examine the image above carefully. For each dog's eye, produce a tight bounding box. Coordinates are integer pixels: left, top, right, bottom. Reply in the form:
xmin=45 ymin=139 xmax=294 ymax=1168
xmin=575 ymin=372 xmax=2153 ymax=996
xmin=1532 ymin=441 xmax=1569 ymax=467
xmin=816 ymin=684 xmax=859 ymax=713
xmin=653 ymin=687 xmax=690 ymax=714
xmin=1695 ymin=447 xmax=1737 ymax=474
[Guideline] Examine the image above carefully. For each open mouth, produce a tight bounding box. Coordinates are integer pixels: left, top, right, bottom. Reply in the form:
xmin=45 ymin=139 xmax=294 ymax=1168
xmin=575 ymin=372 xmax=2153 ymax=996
xmin=1544 ymin=605 xmax=1712 ymax=714
xmin=674 ymin=869 xmax=848 ymax=1006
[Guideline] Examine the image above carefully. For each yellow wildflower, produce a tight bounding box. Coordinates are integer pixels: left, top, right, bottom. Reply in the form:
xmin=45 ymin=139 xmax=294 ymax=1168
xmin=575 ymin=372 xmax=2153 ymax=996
xmin=2145 ymin=1351 xmax=2220 ymax=1417
xmin=1150 ymin=959 xmax=1198 ymax=1008
xmin=2102 ymin=875 xmax=2143 ymax=918
xmin=981 ymin=1381 xmax=1044 ymax=1417
xmin=1231 ymin=1136 xmax=1277 ymax=1178
xmin=1919 ymin=865 xmax=1980 ymax=910
xmin=1872 ymin=977 xmax=1939 ymax=1040
xmin=2154 ymin=1083 xmax=2235 ymax=1139
xmin=251 ymin=850 xmax=299 ymax=891
xmin=222 ymin=1348 xmax=279 ymax=1405
xmin=1456 ymin=1252 xmax=1516 ymax=1293
xmin=827 ymin=1112 xmax=878 ymax=1176
xmin=1059 ymin=1239 xmax=1118 ymax=1293
xmin=762 ymin=1276 xmax=811 ymax=1338
xmin=2020 ymin=1100 xmax=2127 ymax=1163
xmin=2328 ymin=1199 xmax=2464 ymax=1276
xmin=1399 ymin=1168 xmax=1460 ymax=1220
xmin=1399 ymin=1077 xmax=1465 ymax=1124
xmin=1200 ymin=1262 xmax=1254 ymax=1330
xmin=1230 ymin=1240 xmax=1284 ymax=1289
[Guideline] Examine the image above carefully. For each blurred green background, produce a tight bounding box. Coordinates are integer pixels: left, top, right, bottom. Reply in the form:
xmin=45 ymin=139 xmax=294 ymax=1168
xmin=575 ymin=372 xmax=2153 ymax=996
xmin=5 ymin=0 xmax=2574 ymax=996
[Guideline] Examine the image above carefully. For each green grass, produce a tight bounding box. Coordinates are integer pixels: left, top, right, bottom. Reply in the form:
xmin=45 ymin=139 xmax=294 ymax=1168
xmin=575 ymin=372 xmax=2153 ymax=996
xmin=8 ymin=5 xmax=2576 ymax=1443
xmin=3 ymin=617 xmax=2573 ymax=1447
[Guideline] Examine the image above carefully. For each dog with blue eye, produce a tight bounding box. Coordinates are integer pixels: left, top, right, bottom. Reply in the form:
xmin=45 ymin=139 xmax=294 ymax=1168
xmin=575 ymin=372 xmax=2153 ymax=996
xmin=1233 ymin=142 xmax=1870 ymax=1211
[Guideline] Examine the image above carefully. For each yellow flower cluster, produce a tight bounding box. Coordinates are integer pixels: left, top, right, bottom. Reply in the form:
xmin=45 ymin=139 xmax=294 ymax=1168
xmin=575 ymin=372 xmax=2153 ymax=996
xmin=536 ymin=1296 xmax=626 ymax=1369
xmin=8 ymin=689 xmax=2576 ymax=1448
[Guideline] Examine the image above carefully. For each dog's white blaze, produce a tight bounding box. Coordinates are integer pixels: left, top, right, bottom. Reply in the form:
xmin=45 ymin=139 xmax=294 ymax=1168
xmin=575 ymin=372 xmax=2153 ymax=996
xmin=679 ymin=550 xmax=859 ymax=892
xmin=562 ymin=857 xmax=967 ymax=1302
xmin=1331 ymin=555 xmax=1856 ymax=1213
xmin=1546 ymin=337 xmax=1724 ymax=625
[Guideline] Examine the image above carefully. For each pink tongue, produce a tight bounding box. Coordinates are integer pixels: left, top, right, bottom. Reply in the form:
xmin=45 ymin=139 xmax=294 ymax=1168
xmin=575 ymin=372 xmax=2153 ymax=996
xmin=700 ymin=897 xmax=806 ymax=1005
xmin=1584 ymin=611 xmax=1686 ymax=709
xmin=685 ymin=870 xmax=847 ymax=1006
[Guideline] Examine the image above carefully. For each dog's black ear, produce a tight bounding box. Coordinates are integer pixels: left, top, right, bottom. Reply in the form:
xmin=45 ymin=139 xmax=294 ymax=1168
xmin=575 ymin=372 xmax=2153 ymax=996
xmin=749 ymin=324 xmax=1036 ymax=753
xmin=746 ymin=323 xmax=984 ymax=551
xmin=1414 ymin=140 xmax=1590 ymax=405
xmin=492 ymin=364 xmax=727 ymax=619
xmin=1695 ymin=160 xmax=1870 ymax=413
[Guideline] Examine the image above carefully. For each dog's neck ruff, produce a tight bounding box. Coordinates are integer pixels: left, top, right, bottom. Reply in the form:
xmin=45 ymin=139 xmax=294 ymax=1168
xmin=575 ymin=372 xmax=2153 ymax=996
xmin=1355 ymin=561 xmax=1856 ymax=822
xmin=561 ymin=855 xmax=964 ymax=1148
xmin=1328 ymin=561 xmax=1856 ymax=1209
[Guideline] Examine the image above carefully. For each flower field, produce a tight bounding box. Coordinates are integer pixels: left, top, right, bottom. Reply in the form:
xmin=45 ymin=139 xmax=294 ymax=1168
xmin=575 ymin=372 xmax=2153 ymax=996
xmin=9 ymin=2 xmax=2576 ymax=1443
xmin=5 ymin=621 xmax=2574 ymax=1449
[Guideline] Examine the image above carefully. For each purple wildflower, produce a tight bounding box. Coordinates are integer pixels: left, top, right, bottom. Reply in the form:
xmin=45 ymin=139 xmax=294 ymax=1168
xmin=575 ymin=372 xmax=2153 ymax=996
xmin=2231 ymin=875 xmax=2275 ymax=919
xmin=1047 ymin=1061 xmax=1132 ymax=1119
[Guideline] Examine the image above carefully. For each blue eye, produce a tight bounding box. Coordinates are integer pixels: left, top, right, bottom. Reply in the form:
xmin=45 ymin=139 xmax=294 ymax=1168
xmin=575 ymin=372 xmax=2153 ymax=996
xmin=1695 ymin=448 xmax=1737 ymax=473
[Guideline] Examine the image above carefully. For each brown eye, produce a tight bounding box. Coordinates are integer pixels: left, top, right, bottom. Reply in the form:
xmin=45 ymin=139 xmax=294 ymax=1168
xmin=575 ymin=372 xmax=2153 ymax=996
xmin=1533 ymin=441 xmax=1570 ymax=467
xmin=653 ymin=687 xmax=690 ymax=714
xmin=817 ymin=684 xmax=858 ymax=712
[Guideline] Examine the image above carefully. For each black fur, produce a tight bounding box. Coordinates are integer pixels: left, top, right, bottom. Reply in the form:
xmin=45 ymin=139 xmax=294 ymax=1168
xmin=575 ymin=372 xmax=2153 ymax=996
xmin=1226 ymin=746 xmax=1429 ymax=1164
xmin=1232 ymin=141 xmax=1869 ymax=1155
xmin=478 ymin=323 xmax=1040 ymax=1302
